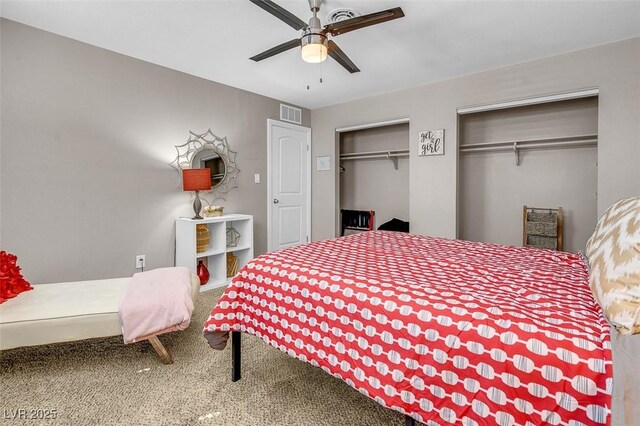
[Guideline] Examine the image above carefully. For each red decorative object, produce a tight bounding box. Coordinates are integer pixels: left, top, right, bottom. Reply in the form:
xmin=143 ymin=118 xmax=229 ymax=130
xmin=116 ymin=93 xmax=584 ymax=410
xmin=0 ymin=251 xmax=33 ymax=304
xmin=197 ymin=260 xmax=210 ymax=285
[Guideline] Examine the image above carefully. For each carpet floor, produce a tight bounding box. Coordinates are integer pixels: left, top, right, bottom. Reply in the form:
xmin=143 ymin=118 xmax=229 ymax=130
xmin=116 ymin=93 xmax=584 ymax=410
xmin=1 ymin=288 xmax=407 ymax=425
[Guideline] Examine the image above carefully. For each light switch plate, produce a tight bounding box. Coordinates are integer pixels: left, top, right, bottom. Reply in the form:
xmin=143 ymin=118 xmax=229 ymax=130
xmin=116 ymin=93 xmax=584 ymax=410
xmin=316 ymin=156 xmax=331 ymax=171
xmin=254 ymin=173 xmax=261 ymax=184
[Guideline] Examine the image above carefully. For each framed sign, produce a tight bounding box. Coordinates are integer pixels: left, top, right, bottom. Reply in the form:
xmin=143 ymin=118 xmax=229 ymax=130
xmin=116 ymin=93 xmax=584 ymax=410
xmin=316 ymin=156 xmax=331 ymax=171
xmin=418 ymin=129 xmax=445 ymax=156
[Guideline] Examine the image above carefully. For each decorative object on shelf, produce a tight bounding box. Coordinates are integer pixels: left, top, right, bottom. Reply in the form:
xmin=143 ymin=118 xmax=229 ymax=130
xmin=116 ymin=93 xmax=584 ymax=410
xmin=226 ymin=227 xmax=241 ymax=248
xmin=169 ymin=129 xmax=240 ymax=201
xmin=183 ymin=168 xmax=211 ymax=219
xmin=196 ymin=224 xmax=210 ymax=253
xmin=0 ymin=251 xmax=33 ymax=304
xmin=203 ymin=205 xmax=224 ymax=217
xmin=418 ymin=129 xmax=444 ymax=156
xmin=197 ymin=260 xmax=210 ymax=285
xmin=227 ymin=253 xmax=239 ymax=278
xmin=523 ymin=206 xmax=563 ymax=251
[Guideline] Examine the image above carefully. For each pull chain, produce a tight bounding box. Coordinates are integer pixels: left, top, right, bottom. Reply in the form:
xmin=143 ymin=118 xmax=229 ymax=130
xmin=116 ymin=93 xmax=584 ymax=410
xmin=306 ymin=55 xmax=311 ymax=90
xmin=305 ymin=44 xmax=326 ymax=89
xmin=320 ymin=46 xmax=323 ymax=84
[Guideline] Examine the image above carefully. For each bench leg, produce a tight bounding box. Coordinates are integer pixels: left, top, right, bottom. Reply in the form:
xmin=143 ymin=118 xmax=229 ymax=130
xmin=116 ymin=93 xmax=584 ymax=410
xmin=404 ymin=415 xmax=415 ymax=426
xmin=148 ymin=336 xmax=173 ymax=365
xmin=231 ymin=331 xmax=241 ymax=382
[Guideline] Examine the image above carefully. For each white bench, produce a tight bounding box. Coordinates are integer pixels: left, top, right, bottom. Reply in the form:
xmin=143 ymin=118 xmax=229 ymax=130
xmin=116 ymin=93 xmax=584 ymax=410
xmin=0 ymin=275 xmax=199 ymax=364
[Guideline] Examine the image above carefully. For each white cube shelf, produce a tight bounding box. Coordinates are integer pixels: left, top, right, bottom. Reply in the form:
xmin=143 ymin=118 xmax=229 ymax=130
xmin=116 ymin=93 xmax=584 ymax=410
xmin=176 ymin=214 xmax=254 ymax=292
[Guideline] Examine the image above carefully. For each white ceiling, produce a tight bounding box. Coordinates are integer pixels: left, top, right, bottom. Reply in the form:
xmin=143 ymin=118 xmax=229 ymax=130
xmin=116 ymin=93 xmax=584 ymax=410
xmin=2 ymin=1 xmax=639 ymax=109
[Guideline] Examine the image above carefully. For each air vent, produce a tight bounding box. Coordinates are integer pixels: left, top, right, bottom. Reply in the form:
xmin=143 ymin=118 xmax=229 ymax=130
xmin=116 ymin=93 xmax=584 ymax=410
xmin=280 ymin=104 xmax=302 ymax=125
xmin=326 ymin=8 xmax=359 ymax=24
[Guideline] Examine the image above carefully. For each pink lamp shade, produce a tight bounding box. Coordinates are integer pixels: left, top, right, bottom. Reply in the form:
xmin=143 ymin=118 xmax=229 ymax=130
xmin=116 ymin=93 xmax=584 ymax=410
xmin=182 ymin=168 xmax=212 ymax=192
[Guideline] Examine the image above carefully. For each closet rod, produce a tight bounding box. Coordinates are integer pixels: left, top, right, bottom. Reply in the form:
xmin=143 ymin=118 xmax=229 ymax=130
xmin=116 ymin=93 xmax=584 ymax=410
xmin=460 ymin=139 xmax=597 ymax=153
xmin=340 ymin=148 xmax=409 ymax=159
xmin=460 ymin=137 xmax=597 ymax=166
xmin=341 ymin=153 xmax=408 ymax=160
xmin=459 ymin=134 xmax=597 ymax=150
xmin=340 ymin=149 xmax=409 ymax=170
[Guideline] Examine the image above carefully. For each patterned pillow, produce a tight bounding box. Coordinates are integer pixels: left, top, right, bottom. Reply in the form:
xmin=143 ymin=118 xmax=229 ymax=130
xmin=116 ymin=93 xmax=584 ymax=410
xmin=586 ymin=197 xmax=640 ymax=334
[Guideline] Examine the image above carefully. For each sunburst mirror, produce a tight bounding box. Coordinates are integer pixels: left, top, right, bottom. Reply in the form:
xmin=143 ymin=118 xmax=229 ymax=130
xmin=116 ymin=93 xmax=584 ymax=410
xmin=170 ymin=129 xmax=240 ymax=201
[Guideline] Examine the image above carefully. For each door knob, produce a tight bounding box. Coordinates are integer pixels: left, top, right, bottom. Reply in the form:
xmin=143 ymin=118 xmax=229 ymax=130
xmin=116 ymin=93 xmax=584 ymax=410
xmin=273 ymin=199 xmax=279 ymax=204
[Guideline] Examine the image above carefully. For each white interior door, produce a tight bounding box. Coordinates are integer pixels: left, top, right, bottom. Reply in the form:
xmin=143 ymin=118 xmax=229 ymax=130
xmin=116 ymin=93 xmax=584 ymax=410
xmin=268 ymin=119 xmax=311 ymax=252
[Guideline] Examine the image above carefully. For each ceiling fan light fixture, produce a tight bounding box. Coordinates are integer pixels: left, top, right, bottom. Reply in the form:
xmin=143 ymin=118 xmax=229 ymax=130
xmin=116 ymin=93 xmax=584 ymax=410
xmin=249 ymin=0 xmax=404 ymax=73
xmin=301 ymin=33 xmax=328 ymax=63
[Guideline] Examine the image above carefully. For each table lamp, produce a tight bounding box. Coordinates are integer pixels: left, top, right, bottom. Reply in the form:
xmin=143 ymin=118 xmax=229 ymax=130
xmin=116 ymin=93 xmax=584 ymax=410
xmin=182 ymin=168 xmax=211 ymax=219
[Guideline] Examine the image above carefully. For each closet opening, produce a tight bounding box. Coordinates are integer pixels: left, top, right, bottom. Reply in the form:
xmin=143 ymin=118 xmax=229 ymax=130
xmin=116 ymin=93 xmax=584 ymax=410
xmin=457 ymin=93 xmax=599 ymax=252
xmin=336 ymin=120 xmax=410 ymax=237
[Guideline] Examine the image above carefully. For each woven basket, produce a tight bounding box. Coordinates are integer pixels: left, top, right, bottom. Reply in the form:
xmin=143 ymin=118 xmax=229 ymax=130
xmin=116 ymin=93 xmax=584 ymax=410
xmin=196 ymin=224 xmax=210 ymax=253
xmin=227 ymin=253 xmax=239 ymax=278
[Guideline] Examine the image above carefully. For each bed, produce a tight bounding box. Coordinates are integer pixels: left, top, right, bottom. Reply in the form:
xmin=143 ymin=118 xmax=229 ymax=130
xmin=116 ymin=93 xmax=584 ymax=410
xmin=203 ymin=230 xmax=622 ymax=424
xmin=0 ymin=267 xmax=199 ymax=364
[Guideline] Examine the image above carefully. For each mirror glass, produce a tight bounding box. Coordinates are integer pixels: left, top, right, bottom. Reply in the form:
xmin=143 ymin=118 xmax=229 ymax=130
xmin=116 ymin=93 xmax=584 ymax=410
xmin=191 ymin=148 xmax=227 ymax=188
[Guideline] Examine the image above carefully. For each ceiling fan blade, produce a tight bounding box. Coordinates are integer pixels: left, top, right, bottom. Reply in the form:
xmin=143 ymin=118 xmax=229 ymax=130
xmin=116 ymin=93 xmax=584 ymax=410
xmin=327 ymin=40 xmax=360 ymax=73
xmin=249 ymin=0 xmax=307 ymax=31
xmin=324 ymin=7 xmax=404 ymax=36
xmin=250 ymin=38 xmax=301 ymax=62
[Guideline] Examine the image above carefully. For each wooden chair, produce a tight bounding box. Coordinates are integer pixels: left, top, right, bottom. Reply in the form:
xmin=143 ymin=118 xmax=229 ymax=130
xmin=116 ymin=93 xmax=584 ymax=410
xmin=523 ymin=206 xmax=563 ymax=251
xmin=341 ymin=209 xmax=375 ymax=236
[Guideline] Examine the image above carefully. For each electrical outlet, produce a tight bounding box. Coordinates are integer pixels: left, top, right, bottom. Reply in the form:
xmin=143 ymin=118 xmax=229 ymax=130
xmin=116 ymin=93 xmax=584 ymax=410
xmin=136 ymin=255 xmax=146 ymax=269
xmin=254 ymin=173 xmax=261 ymax=184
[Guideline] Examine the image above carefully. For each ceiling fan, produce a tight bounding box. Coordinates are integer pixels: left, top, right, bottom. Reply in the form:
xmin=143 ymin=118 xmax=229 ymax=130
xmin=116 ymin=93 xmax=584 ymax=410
xmin=249 ymin=0 xmax=405 ymax=73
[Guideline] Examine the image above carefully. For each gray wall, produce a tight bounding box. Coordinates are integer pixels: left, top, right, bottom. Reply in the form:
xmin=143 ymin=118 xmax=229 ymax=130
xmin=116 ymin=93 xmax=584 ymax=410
xmin=459 ymin=97 xmax=598 ymax=252
xmin=0 ymin=21 xmax=3 ymax=247
xmin=0 ymin=19 xmax=309 ymax=284
xmin=2 ymin=19 xmax=638 ymax=283
xmin=340 ymin=124 xmax=409 ymax=231
xmin=311 ymin=37 xmax=640 ymax=249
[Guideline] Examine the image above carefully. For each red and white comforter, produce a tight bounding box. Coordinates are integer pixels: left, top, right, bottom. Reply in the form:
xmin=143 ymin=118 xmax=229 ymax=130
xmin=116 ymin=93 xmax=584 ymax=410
xmin=204 ymin=231 xmax=612 ymax=425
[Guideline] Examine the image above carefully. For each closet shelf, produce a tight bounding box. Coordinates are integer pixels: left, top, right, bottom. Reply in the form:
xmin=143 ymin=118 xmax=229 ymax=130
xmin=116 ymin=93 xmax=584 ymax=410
xmin=459 ymin=134 xmax=597 ymax=166
xmin=340 ymin=149 xmax=409 ymax=170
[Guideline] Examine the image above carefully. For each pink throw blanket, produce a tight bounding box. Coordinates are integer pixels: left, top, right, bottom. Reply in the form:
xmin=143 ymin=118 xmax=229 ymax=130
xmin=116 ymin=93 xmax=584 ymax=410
xmin=120 ymin=266 xmax=194 ymax=344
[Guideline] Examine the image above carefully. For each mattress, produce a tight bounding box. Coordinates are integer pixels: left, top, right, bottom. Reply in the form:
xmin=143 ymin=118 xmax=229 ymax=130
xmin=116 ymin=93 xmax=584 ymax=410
xmin=204 ymin=231 xmax=613 ymax=425
xmin=0 ymin=275 xmax=200 ymax=350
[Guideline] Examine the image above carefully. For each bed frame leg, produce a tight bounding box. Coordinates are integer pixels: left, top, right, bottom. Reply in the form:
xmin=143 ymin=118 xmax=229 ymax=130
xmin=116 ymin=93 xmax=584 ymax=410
xmin=231 ymin=331 xmax=241 ymax=382
xmin=404 ymin=415 xmax=415 ymax=426
xmin=148 ymin=336 xmax=173 ymax=365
